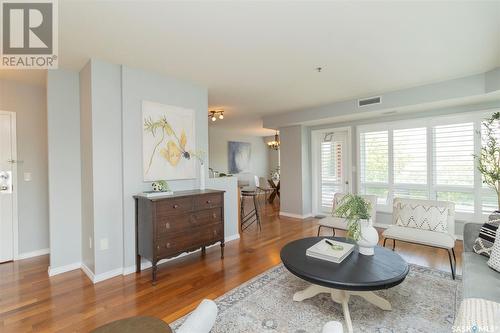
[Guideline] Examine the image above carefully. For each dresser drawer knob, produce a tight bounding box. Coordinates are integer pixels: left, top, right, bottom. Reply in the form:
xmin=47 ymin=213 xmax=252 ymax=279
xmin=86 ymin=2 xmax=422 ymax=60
xmin=212 ymin=213 xmax=217 ymax=219
xmin=165 ymin=222 xmax=170 ymax=229
xmin=213 ymin=230 xmax=217 ymax=236
xmin=173 ymin=204 xmax=179 ymax=209
xmin=206 ymin=200 xmax=211 ymax=204
xmin=157 ymin=245 xmax=160 ymax=250
xmin=167 ymin=242 xmax=171 ymax=248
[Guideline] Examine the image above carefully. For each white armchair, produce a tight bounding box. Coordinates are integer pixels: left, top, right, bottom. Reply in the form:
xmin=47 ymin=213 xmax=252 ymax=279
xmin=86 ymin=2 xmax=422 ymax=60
xmin=317 ymin=193 xmax=377 ymax=237
xmin=382 ymin=198 xmax=457 ymax=279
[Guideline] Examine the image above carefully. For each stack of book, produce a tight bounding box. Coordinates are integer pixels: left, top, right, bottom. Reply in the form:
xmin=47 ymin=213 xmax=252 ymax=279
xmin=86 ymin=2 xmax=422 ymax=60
xmin=306 ymin=239 xmax=354 ymax=263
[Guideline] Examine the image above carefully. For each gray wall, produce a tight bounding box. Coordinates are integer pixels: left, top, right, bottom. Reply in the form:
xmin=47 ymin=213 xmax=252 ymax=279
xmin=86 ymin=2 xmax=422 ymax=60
xmin=89 ymin=59 xmax=124 ymax=275
xmin=121 ymin=64 xmax=209 ymax=269
xmin=279 ymin=125 xmax=309 ymax=217
xmin=0 ymin=79 xmax=49 ymax=255
xmin=79 ymin=62 xmax=95 ymax=272
xmin=208 ymin=127 xmax=269 ymax=185
xmin=47 ymin=70 xmax=82 ymax=269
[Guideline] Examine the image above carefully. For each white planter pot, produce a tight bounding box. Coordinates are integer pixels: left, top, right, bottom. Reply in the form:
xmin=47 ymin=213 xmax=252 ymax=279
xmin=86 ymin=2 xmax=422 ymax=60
xmin=357 ymin=219 xmax=379 ymax=256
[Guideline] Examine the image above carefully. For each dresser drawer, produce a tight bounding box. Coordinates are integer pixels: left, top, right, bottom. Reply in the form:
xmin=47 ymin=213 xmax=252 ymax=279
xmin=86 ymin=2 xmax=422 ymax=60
xmin=155 ymin=208 xmax=222 ymax=237
xmin=155 ymin=197 xmax=193 ymax=216
xmin=194 ymin=193 xmax=223 ymax=210
xmin=155 ymin=224 xmax=223 ymax=258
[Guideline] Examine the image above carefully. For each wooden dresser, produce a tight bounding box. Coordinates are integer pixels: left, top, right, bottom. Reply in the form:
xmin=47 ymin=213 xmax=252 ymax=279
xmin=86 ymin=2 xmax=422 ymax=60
xmin=134 ymin=189 xmax=225 ymax=283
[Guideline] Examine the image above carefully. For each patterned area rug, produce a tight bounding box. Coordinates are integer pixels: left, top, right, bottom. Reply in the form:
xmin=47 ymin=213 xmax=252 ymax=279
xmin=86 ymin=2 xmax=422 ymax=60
xmin=172 ymin=264 xmax=462 ymax=333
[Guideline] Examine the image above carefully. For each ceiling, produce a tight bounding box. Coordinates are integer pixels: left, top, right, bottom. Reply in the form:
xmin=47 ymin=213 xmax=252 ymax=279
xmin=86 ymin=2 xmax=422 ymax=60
xmin=2 ymin=1 xmax=500 ymax=135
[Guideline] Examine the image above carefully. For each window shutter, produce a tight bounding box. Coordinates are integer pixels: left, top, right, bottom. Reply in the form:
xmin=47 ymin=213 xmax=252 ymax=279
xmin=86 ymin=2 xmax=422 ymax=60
xmin=433 ymin=123 xmax=474 ymax=186
xmin=320 ymin=141 xmax=342 ymax=208
xmin=360 ymin=131 xmax=388 ymax=183
xmin=393 ymin=127 xmax=427 ymax=184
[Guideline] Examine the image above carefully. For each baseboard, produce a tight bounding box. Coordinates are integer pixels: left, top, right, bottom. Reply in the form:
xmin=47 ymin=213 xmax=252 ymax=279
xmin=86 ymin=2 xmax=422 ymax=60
xmin=93 ymin=267 xmax=124 ymax=283
xmin=16 ymin=248 xmax=49 ymax=260
xmin=122 ymin=235 xmax=240 ymax=276
xmin=279 ymin=211 xmax=313 ymax=219
xmin=48 ymin=262 xmax=81 ymax=277
xmin=80 ymin=263 xmax=95 ymax=282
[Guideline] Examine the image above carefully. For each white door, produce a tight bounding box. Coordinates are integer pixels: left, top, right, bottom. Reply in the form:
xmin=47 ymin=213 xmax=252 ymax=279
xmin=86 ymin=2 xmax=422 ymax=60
xmin=312 ymin=129 xmax=351 ymax=214
xmin=0 ymin=112 xmax=16 ymax=263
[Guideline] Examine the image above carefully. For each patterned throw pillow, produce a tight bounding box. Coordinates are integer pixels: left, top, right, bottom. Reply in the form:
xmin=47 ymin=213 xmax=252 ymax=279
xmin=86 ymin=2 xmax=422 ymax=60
xmin=473 ymin=218 xmax=500 ymax=257
xmin=394 ymin=202 xmax=449 ymax=233
xmin=487 ymin=229 xmax=500 ymax=272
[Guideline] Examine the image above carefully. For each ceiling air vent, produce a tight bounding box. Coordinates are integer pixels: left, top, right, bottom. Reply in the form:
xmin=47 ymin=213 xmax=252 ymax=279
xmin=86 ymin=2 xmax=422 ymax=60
xmin=358 ymin=96 xmax=381 ymax=107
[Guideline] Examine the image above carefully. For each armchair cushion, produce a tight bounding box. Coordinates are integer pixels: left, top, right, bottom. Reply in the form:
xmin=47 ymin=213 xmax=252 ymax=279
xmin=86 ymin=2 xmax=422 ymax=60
xmin=319 ymin=216 xmax=348 ymax=230
xmin=383 ymin=225 xmax=456 ymax=249
xmin=394 ymin=201 xmax=449 ymax=233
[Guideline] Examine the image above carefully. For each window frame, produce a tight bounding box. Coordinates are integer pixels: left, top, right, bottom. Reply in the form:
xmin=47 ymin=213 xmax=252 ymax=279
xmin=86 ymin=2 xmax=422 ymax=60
xmin=356 ymin=109 xmax=500 ymax=221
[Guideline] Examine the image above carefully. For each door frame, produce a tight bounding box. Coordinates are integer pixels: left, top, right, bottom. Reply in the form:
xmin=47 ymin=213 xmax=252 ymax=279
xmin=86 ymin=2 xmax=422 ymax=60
xmin=311 ymin=126 xmax=352 ymax=216
xmin=0 ymin=110 xmax=19 ymax=261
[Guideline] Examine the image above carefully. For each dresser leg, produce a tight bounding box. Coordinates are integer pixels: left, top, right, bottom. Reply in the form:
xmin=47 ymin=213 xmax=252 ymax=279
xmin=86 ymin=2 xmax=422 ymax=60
xmin=152 ymin=262 xmax=158 ymax=285
xmin=220 ymin=241 xmax=225 ymax=259
xmin=201 ymin=246 xmax=206 ymax=255
xmin=136 ymin=254 xmax=141 ymax=273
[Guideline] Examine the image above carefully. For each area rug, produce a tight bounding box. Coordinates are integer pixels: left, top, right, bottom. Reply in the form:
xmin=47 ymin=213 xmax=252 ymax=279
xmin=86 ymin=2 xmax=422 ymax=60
xmin=172 ymin=264 xmax=462 ymax=332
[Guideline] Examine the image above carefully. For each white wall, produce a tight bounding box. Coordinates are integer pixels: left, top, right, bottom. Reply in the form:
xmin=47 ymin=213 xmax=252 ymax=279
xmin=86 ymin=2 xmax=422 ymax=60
xmin=47 ymin=70 xmax=82 ymax=271
xmin=208 ymin=127 xmax=269 ymax=185
xmin=0 ymin=79 xmax=49 ymax=256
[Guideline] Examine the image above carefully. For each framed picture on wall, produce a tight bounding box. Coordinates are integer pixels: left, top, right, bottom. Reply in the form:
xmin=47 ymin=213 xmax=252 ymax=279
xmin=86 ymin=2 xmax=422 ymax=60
xmin=142 ymin=100 xmax=196 ymax=181
xmin=228 ymin=141 xmax=251 ymax=174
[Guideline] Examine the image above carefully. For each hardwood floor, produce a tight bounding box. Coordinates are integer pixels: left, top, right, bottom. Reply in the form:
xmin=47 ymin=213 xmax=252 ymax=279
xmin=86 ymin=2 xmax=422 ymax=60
xmin=0 ymin=201 xmax=462 ymax=333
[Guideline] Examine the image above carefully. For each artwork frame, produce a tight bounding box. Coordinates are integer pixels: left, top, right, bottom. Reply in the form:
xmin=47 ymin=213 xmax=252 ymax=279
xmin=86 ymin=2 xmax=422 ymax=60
xmin=142 ymin=100 xmax=196 ymax=181
xmin=228 ymin=141 xmax=251 ymax=174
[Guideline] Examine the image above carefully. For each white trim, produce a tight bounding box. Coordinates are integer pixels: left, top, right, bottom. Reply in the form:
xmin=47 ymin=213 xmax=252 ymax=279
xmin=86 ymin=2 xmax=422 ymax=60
xmin=16 ymin=248 xmax=49 ymax=260
xmin=122 ymin=234 xmax=241 ymax=276
xmin=93 ymin=267 xmax=123 ymax=284
xmin=311 ymin=126 xmax=352 ymax=216
xmin=80 ymin=263 xmax=95 ymax=281
xmin=48 ymin=262 xmax=81 ymax=277
xmin=0 ymin=111 xmax=18 ymax=261
xmin=279 ymin=211 xmax=313 ymax=219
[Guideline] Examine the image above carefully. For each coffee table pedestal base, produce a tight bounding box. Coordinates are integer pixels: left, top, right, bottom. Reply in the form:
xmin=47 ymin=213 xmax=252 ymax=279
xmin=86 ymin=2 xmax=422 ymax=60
xmin=293 ymin=284 xmax=391 ymax=333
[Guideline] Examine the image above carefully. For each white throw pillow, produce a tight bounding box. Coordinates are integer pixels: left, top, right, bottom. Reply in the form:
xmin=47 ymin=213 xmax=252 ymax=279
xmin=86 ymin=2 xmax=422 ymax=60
xmin=487 ymin=228 xmax=500 ymax=273
xmin=394 ymin=202 xmax=449 ymax=233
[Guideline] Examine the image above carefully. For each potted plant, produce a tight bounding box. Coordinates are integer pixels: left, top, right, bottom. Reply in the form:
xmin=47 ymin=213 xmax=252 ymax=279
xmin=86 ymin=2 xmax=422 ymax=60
xmin=334 ymin=194 xmax=378 ymax=256
xmin=476 ymin=112 xmax=500 ymax=213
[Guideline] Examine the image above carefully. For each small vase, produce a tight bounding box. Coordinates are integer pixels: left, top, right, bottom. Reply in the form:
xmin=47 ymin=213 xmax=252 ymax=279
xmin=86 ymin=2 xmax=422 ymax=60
xmin=357 ymin=219 xmax=379 ymax=256
xmin=200 ymin=163 xmax=206 ymax=191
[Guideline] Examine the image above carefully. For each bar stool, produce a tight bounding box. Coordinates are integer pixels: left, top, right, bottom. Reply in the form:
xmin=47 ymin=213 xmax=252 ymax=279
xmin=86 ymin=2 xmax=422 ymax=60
xmin=240 ymin=187 xmax=261 ymax=231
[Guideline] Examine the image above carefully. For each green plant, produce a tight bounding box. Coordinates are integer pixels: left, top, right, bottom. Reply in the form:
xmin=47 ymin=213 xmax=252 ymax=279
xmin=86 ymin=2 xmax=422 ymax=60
xmin=475 ymin=112 xmax=500 ymax=210
xmin=334 ymin=194 xmax=372 ymax=240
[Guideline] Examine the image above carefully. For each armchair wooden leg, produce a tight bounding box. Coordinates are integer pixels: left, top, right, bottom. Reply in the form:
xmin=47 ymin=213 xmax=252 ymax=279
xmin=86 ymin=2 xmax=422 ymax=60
xmin=447 ymin=249 xmax=456 ymax=280
xmin=317 ymin=225 xmax=322 ymax=237
xmin=383 ymin=238 xmax=388 ymax=247
xmin=392 ymin=239 xmax=396 ymax=251
xmin=332 ymin=228 xmax=336 ymax=237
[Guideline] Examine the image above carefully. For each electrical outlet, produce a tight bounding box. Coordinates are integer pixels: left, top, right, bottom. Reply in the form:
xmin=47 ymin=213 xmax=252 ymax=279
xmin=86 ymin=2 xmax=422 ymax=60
xmin=89 ymin=237 xmax=92 ymax=249
xmin=100 ymin=238 xmax=109 ymax=250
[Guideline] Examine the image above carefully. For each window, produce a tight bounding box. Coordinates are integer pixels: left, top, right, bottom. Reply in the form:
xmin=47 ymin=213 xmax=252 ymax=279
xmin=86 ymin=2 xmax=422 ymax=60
xmin=358 ymin=111 xmax=500 ymax=219
xmin=360 ymin=131 xmax=388 ymax=204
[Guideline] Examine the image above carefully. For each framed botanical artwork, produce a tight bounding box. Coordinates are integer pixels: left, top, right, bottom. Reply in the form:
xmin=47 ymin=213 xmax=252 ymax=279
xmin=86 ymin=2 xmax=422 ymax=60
xmin=228 ymin=141 xmax=251 ymax=174
xmin=142 ymin=100 xmax=196 ymax=181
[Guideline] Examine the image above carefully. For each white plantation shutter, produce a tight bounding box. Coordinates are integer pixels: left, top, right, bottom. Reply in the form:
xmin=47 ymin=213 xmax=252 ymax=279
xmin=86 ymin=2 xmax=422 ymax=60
xmin=360 ymin=131 xmax=388 ymax=183
xmin=320 ymin=141 xmax=343 ymax=208
xmin=393 ymin=127 xmax=427 ymax=184
xmin=433 ymin=123 xmax=475 ymax=186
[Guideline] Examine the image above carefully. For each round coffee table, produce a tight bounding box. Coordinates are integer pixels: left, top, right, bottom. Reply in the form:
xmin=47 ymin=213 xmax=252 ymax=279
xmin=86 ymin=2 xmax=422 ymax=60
xmin=280 ymin=237 xmax=409 ymax=333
